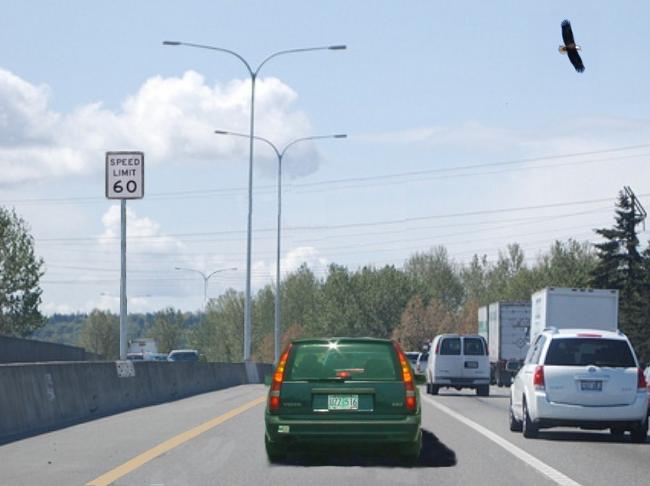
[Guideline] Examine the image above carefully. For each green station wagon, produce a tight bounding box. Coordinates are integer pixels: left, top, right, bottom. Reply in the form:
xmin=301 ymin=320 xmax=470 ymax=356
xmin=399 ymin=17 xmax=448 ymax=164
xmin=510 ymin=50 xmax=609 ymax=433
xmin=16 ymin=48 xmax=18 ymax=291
xmin=264 ymin=337 xmax=422 ymax=462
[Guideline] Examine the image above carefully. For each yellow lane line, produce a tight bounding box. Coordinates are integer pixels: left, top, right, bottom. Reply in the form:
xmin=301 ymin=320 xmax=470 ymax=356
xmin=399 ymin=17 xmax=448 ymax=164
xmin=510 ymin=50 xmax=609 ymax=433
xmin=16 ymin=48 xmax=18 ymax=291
xmin=86 ymin=395 xmax=266 ymax=486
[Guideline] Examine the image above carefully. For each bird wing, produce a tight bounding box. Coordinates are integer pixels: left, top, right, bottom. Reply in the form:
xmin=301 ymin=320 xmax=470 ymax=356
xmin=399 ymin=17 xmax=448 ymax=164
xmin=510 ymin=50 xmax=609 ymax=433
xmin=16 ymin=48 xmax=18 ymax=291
xmin=567 ymin=49 xmax=585 ymax=72
xmin=561 ymin=20 xmax=575 ymax=46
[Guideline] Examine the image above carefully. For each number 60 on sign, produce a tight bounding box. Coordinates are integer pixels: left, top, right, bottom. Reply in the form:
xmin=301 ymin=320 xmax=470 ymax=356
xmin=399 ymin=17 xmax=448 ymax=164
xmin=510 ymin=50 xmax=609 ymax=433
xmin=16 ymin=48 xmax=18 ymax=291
xmin=106 ymin=151 xmax=144 ymax=199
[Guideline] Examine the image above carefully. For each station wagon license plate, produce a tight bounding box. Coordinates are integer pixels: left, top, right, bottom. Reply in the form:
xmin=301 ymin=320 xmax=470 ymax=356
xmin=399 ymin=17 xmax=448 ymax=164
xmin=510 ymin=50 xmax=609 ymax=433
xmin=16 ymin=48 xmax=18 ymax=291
xmin=580 ymin=380 xmax=602 ymax=391
xmin=328 ymin=395 xmax=359 ymax=410
xmin=464 ymin=361 xmax=478 ymax=369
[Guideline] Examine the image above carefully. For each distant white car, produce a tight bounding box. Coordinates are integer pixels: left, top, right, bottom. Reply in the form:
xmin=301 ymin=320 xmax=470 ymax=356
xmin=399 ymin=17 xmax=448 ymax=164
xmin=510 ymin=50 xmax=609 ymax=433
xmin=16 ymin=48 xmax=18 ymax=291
xmin=425 ymin=334 xmax=490 ymax=396
xmin=405 ymin=351 xmax=420 ymax=370
xmin=415 ymin=351 xmax=429 ymax=375
xmin=510 ymin=329 xmax=649 ymax=442
xmin=167 ymin=349 xmax=199 ymax=362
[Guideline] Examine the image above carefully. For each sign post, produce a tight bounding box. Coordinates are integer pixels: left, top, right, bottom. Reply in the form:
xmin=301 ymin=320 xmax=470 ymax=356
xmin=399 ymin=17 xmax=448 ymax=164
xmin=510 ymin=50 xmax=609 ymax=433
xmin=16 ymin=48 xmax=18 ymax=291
xmin=106 ymin=151 xmax=144 ymax=360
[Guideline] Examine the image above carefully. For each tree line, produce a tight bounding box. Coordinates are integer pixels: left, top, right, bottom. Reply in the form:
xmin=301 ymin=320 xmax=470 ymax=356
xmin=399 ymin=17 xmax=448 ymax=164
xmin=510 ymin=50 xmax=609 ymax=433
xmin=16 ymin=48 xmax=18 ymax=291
xmin=4 ymin=189 xmax=650 ymax=363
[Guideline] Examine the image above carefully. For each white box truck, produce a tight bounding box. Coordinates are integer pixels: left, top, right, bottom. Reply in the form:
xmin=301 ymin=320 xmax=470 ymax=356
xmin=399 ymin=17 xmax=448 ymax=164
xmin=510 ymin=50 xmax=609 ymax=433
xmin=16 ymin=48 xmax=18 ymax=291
xmin=530 ymin=287 xmax=619 ymax=342
xmin=478 ymin=302 xmax=531 ymax=387
xmin=127 ymin=338 xmax=158 ymax=359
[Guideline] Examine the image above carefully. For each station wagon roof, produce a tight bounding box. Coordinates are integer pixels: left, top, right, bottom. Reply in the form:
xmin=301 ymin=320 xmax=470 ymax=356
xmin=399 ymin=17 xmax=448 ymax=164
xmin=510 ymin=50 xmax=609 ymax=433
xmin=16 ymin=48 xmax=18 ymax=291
xmin=290 ymin=337 xmax=393 ymax=345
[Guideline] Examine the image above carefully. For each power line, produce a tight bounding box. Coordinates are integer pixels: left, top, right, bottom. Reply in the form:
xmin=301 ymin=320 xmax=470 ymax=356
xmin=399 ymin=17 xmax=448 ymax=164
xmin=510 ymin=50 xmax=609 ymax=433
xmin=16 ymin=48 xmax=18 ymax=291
xmin=41 ymin=219 xmax=606 ymax=280
xmin=3 ymin=143 xmax=649 ymax=206
xmin=33 ymin=194 xmax=632 ymax=243
xmin=290 ymin=153 xmax=650 ymax=196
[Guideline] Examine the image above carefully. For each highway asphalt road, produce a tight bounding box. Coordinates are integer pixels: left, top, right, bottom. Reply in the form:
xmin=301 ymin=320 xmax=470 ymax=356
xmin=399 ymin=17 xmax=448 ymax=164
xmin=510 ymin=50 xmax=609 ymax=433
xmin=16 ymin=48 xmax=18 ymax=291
xmin=1 ymin=384 xmax=648 ymax=485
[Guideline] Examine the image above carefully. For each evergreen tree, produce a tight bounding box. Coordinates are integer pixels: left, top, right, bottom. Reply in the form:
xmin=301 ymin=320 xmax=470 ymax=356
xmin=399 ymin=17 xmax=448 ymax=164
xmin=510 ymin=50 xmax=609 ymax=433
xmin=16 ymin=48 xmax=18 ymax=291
xmin=591 ymin=190 xmax=648 ymax=360
xmin=592 ymin=191 xmax=644 ymax=291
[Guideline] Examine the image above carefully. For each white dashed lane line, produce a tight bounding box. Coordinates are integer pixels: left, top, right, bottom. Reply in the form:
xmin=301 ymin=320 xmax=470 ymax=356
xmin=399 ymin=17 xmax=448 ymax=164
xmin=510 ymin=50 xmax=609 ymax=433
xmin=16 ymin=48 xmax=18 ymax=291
xmin=421 ymin=394 xmax=582 ymax=486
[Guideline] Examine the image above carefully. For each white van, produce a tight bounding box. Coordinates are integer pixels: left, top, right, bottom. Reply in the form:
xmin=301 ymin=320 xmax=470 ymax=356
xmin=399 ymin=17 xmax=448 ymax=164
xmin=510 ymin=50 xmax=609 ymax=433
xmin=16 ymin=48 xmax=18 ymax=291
xmin=425 ymin=334 xmax=490 ymax=396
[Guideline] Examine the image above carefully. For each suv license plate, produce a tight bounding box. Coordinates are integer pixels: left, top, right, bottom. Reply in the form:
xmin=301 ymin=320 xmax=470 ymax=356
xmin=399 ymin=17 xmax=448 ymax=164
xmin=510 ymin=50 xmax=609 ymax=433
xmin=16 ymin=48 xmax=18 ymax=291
xmin=580 ymin=380 xmax=602 ymax=391
xmin=328 ymin=395 xmax=359 ymax=410
xmin=464 ymin=361 xmax=478 ymax=369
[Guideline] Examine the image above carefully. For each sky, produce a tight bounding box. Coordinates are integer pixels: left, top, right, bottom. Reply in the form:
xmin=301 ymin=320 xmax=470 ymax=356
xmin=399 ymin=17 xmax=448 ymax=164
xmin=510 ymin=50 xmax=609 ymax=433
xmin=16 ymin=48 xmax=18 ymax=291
xmin=1 ymin=1 xmax=650 ymax=314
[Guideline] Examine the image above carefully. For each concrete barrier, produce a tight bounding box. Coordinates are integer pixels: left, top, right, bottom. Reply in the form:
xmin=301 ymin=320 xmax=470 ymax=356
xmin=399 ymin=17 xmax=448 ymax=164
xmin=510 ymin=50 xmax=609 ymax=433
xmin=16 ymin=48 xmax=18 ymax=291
xmin=0 ymin=335 xmax=88 ymax=363
xmin=0 ymin=361 xmax=273 ymax=443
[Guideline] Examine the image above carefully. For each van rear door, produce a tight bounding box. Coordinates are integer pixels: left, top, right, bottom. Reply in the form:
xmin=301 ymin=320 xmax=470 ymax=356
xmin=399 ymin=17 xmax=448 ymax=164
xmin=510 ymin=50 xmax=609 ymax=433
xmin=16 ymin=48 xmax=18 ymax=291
xmin=461 ymin=337 xmax=490 ymax=380
xmin=435 ymin=337 xmax=462 ymax=380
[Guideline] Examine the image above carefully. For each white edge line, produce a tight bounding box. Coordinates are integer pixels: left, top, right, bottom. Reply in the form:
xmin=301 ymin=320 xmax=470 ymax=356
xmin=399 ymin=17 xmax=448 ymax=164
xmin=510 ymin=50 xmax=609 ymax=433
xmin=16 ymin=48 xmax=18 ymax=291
xmin=421 ymin=394 xmax=582 ymax=486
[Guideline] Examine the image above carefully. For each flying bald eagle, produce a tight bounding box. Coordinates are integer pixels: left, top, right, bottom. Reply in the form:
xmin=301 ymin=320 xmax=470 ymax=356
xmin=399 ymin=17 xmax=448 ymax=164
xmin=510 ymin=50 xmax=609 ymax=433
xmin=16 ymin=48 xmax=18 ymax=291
xmin=559 ymin=20 xmax=585 ymax=72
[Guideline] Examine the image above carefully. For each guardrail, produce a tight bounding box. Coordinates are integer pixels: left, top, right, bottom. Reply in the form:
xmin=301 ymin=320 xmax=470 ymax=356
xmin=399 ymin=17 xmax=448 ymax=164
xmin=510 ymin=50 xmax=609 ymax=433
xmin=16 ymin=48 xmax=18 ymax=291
xmin=0 ymin=360 xmax=272 ymax=443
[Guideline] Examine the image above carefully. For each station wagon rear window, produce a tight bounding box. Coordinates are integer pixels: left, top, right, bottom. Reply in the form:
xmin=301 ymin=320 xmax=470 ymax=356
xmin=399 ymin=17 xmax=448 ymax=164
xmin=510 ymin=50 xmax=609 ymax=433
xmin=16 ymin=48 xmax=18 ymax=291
xmin=285 ymin=341 xmax=399 ymax=381
xmin=544 ymin=338 xmax=636 ymax=368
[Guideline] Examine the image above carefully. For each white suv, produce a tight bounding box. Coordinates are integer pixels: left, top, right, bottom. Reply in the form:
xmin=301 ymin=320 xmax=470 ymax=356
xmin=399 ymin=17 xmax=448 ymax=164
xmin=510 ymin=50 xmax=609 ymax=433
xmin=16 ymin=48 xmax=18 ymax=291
xmin=510 ymin=328 xmax=649 ymax=441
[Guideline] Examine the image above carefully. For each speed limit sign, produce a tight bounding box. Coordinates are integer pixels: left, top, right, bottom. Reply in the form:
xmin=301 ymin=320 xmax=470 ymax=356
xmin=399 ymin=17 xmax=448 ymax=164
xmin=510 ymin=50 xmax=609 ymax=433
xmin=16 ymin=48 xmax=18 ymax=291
xmin=106 ymin=151 xmax=144 ymax=199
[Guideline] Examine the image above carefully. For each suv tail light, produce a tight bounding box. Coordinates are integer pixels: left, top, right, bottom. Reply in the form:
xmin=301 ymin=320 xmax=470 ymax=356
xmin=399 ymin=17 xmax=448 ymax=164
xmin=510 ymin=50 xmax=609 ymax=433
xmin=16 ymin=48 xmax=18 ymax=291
xmin=269 ymin=344 xmax=292 ymax=411
xmin=638 ymin=368 xmax=648 ymax=390
xmin=576 ymin=333 xmax=602 ymax=338
xmin=394 ymin=342 xmax=416 ymax=411
xmin=533 ymin=365 xmax=545 ymax=390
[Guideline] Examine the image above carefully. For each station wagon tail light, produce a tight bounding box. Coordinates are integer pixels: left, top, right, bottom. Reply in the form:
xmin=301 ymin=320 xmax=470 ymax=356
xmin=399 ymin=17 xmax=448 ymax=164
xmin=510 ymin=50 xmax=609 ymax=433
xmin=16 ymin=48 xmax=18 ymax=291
xmin=269 ymin=344 xmax=292 ymax=411
xmin=533 ymin=365 xmax=545 ymax=390
xmin=393 ymin=342 xmax=417 ymax=411
xmin=638 ymin=368 xmax=647 ymax=390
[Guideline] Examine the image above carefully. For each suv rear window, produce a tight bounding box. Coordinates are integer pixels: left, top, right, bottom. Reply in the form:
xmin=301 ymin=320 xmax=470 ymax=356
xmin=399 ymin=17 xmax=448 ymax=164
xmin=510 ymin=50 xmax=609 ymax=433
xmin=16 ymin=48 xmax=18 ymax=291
xmin=544 ymin=338 xmax=636 ymax=368
xmin=439 ymin=338 xmax=461 ymax=355
xmin=285 ymin=341 xmax=399 ymax=381
xmin=463 ymin=338 xmax=485 ymax=356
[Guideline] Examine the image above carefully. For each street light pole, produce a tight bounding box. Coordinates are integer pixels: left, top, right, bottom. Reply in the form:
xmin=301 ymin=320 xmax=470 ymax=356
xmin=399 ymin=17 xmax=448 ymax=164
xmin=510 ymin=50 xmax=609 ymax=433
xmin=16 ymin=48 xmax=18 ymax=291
xmin=163 ymin=41 xmax=345 ymax=361
xmin=215 ymin=131 xmax=346 ymax=362
xmin=174 ymin=266 xmax=237 ymax=311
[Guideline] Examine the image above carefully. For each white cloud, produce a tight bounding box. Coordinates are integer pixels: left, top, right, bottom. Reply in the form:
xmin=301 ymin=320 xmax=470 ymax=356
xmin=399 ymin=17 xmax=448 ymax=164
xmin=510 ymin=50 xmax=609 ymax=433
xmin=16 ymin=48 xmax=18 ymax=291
xmin=252 ymin=245 xmax=328 ymax=287
xmin=282 ymin=246 xmax=328 ymax=274
xmin=40 ymin=302 xmax=75 ymax=315
xmin=88 ymin=204 xmax=240 ymax=311
xmin=0 ymin=68 xmax=318 ymax=186
xmin=99 ymin=204 xmax=186 ymax=255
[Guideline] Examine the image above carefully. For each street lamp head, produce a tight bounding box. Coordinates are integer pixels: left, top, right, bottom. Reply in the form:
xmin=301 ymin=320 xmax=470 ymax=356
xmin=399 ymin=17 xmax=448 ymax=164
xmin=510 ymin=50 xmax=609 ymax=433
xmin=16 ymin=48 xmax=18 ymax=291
xmin=163 ymin=40 xmax=181 ymax=46
xmin=214 ymin=130 xmax=230 ymax=135
xmin=328 ymin=45 xmax=347 ymax=50
xmin=334 ymin=134 xmax=347 ymax=139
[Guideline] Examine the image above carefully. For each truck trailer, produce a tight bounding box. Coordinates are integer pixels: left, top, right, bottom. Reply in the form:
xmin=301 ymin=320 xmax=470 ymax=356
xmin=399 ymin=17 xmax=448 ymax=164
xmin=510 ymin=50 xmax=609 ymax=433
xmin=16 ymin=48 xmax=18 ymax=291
xmin=530 ymin=287 xmax=619 ymax=342
xmin=478 ymin=301 xmax=531 ymax=387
